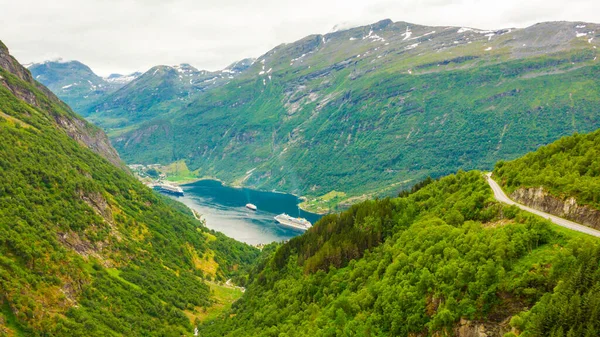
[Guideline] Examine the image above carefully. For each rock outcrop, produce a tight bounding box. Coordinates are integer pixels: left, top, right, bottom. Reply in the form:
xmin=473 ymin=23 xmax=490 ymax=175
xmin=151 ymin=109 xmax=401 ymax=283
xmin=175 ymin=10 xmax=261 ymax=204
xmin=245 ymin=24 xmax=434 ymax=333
xmin=0 ymin=40 xmax=124 ymax=168
xmin=511 ymin=187 xmax=600 ymax=230
xmin=453 ymin=318 xmax=513 ymax=337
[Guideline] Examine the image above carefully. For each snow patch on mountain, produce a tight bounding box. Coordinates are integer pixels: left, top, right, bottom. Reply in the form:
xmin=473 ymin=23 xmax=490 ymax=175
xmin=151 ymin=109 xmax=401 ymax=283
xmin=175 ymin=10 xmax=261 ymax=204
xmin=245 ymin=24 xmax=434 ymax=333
xmin=363 ymin=30 xmax=385 ymax=42
xmin=410 ymin=31 xmax=436 ymax=41
xmin=104 ymin=73 xmax=140 ymax=84
xmin=402 ymin=27 xmax=412 ymax=41
xmin=406 ymin=43 xmax=420 ymax=50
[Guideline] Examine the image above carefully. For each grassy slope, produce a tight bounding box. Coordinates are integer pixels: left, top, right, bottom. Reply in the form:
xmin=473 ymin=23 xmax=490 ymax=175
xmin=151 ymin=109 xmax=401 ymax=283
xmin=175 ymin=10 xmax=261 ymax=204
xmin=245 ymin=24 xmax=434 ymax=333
xmin=0 ymin=48 xmax=259 ymax=336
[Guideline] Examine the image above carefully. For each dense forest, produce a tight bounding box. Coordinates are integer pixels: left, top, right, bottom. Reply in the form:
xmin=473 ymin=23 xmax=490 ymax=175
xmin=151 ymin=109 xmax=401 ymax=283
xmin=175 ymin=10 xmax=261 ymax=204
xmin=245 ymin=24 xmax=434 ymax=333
xmin=200 ymin=171 xmax=600 ymax=336
xmin=494 ymin=129 xmax=600 ymax=210
xmin=0 ymin=42 xmax=259 ymax=336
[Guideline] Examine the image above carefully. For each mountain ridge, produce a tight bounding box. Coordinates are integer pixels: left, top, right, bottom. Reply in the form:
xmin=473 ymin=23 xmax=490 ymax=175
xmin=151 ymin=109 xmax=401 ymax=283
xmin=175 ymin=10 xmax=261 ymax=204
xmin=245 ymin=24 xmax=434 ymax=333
xmin=30 ymin=19 xmax=600 ymax=211
xmin=114 ymin=20 xmax=599 ymax=199
xmin=1 ymin=45 xmax=123 ymax=167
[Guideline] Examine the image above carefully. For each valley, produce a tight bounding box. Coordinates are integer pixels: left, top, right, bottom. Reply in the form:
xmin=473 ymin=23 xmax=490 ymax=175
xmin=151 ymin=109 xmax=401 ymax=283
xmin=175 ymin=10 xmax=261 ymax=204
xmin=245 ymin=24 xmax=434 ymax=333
xmin=2 ymin=12 xmax=600 ymax=337
xmin=172 ymin=179 xmax=322 ymax=244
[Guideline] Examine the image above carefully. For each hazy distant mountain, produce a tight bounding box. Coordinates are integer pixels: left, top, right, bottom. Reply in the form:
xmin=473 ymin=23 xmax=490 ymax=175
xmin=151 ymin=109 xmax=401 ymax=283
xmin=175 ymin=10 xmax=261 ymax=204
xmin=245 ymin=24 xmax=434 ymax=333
xmin=29 ymin=57 xmax=255 ymax=129
xmin=85 ymin=60 xmax=254 ymax=129
xmin=27 ymin=59 xmax=140 ymax=114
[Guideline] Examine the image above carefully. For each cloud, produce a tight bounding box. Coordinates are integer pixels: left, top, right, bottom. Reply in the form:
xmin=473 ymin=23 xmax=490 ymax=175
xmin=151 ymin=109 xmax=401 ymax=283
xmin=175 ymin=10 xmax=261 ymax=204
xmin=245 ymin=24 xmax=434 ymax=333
xmin=0 ymin=0 xmax=598 ymax=75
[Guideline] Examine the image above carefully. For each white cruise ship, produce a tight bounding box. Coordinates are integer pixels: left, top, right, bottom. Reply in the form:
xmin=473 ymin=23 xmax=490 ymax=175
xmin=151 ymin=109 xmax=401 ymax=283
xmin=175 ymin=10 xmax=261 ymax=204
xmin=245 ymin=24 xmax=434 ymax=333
xmin=152 ymin=183 xmax=184 ymax=196
xmin=274 ymin=213 xmax=312 ymax=231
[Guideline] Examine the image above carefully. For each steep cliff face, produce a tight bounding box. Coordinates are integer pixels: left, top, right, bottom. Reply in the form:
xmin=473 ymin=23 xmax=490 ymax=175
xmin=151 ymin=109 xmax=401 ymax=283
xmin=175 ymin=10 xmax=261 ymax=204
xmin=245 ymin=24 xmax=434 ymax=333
xmin=453 ymin=318 xmax=512 ymax=337
xmin=53 ymin=113 xmax=124 ymax=168
xmin=0 ymin=40 xmax=123 ymax=168
xmin=511 ymin=187 xmax=600 ymax=229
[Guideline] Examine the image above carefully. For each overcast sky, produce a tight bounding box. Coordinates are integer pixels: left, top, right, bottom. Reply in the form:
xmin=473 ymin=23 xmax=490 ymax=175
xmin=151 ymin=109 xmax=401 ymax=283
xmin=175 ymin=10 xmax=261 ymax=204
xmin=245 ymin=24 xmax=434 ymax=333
xmin=1 ymin=0 xmax=598 ymax=76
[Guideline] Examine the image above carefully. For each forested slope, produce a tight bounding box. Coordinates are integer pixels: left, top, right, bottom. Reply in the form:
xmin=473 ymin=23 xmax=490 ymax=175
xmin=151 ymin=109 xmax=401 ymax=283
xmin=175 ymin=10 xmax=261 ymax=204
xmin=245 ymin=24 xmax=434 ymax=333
xmin=201 ymin=170 xmax=600 ymax=336
xmin=0 ymin=40 xmax=259 ymax=336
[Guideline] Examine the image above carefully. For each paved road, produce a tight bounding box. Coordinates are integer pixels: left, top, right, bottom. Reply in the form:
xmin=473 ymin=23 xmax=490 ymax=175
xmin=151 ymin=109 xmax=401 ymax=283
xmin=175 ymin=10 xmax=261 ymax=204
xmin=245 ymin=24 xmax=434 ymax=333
xmin=485 ymin=173 xmax=600 ymax=238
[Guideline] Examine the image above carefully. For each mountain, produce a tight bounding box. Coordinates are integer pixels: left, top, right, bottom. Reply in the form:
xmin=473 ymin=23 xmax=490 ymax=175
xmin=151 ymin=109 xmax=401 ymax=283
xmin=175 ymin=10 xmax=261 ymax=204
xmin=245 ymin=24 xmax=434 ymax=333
xmin=28 ymin=59 xmax=140 ymax=114
xmin=0 ymin=40 xmax=258 ymax=336
xmin=103 ymin=19 xmax=600 ymax=210
xmin=493 ymin=129 xmax=600 ymax=228
xmin=199 ymin=135 xmax=600 ymax=335
xmin=30 ymin=57 xmax=255 ymax=131
xmin=105 ymin=72 xmax=143 ymax=84
xmin=85 ymin=60 xmax=254 ymax=130
xmin=3 ymin=54 xmax=122 ymax=167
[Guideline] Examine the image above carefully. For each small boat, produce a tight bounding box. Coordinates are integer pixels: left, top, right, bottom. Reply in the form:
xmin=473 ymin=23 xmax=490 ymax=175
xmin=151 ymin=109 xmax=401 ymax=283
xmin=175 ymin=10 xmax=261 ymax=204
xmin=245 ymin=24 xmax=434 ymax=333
xmin=246 ymin=203 xmax=257 ymax=211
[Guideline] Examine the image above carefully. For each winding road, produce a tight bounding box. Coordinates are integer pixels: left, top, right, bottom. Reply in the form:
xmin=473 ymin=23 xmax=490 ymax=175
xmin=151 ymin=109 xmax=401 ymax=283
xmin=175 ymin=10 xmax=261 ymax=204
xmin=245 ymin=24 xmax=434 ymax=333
xmin=485 ymin=173 xmax=600 ymax=238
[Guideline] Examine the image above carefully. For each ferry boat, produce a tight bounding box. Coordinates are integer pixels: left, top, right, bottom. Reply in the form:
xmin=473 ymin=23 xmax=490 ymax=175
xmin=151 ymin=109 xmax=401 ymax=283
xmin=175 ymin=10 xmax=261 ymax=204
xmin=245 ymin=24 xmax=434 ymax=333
xmin=274 ymin=213 xmax=312 ymax=231
xmin=246 ymin=203 xmax=257 ymax=211
xmin=153 ymin=183 xmax=184 ymax=196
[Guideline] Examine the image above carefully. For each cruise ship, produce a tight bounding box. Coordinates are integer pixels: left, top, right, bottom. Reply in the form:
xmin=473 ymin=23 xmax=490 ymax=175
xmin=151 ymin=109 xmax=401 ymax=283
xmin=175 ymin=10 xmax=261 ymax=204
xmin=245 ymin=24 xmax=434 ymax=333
xmin=153 ymin=183 xmax=184 ymax=196
xmin=274 ymin=213 xmax=312 ymax=231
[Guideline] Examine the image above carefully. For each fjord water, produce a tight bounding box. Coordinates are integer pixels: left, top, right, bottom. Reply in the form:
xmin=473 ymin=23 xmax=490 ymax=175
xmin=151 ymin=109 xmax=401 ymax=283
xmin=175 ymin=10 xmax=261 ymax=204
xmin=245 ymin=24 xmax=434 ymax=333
xmin=173 ymin=179 xmax=322 ymax=244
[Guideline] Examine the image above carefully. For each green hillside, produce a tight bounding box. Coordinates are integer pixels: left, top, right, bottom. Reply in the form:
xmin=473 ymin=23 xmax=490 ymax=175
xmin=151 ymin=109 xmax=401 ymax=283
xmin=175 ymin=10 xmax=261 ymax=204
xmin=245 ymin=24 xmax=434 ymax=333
xmin=200 ymin=170 xmax=600 ymax=336
xmin=0 ymin=41 xmax=258 ymax=336
xmin=494 ymin=129 xmax=600 ymax=210
xmin=107 ymin=20 xmax=600 ymax=209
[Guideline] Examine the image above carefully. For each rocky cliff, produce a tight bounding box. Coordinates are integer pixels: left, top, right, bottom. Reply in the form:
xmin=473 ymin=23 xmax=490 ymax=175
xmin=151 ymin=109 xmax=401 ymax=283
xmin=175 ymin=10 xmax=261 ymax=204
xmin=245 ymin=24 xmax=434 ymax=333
xmin=0 ymin=40 xmax=123 ymax=168
xmin=511 ymin=187 xmax=600 ymax=229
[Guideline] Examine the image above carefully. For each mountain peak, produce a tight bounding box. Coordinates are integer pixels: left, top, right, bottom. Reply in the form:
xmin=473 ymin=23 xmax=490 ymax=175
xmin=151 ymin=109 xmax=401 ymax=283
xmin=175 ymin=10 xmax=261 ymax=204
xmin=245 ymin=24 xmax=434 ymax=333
xmin=172 ymin=63 xmax=199 ymax=73
xmin=104 ymin=72 xmax=141 ymax=84
xmin=223 ymin=58 xmax=255 ymax=74
xmin=329 ymin=18 xmax=405 ymax=35
xmin=372 ymin=18 xmax=394 ymax=29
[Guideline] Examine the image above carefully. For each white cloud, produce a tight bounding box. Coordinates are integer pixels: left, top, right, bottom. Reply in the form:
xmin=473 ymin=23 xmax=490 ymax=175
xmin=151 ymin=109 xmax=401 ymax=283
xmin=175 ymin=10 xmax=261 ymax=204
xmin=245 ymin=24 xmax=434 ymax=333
xmin=0 ymin=0 xmax=598 ymax=75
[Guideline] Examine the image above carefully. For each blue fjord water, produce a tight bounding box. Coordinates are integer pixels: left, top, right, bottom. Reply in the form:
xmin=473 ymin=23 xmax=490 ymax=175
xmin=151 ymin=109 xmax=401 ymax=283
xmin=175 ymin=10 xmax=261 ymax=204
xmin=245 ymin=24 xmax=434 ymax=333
xmin=170 ymin=179 xmax=322 ymax=245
